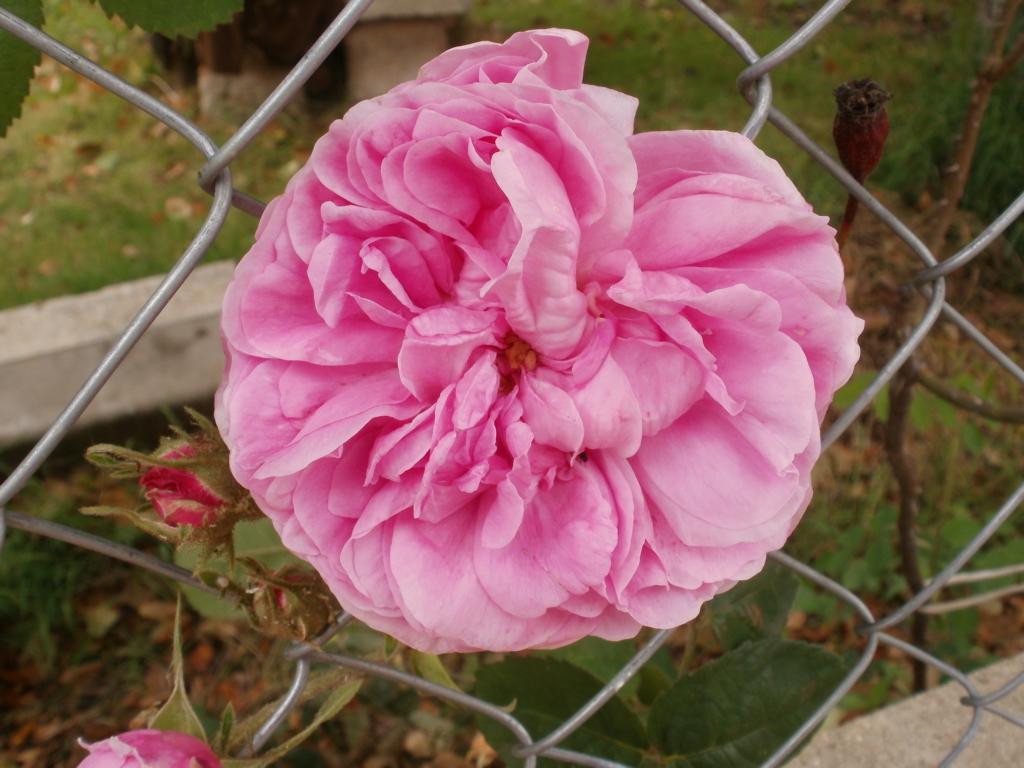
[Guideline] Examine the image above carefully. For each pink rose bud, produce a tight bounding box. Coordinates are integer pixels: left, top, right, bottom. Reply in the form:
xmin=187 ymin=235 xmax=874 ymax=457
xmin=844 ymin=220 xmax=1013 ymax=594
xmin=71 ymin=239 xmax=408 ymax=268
xmin=141 ymin=445 xmax=227 ymax=528
xmin=76 ymin=729 xmax=220 ymax=768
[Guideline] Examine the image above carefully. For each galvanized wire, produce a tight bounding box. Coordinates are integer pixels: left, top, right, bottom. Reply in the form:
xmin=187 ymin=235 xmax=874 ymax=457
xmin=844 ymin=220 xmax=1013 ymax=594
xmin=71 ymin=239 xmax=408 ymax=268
xmin=1 ymin=1 xmax=1023 ymax=765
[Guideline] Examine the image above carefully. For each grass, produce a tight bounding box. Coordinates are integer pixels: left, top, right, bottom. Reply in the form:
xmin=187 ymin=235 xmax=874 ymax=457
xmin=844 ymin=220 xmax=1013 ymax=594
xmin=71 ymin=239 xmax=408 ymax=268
xmin=0 ymin=0 xmax=336 ymax=310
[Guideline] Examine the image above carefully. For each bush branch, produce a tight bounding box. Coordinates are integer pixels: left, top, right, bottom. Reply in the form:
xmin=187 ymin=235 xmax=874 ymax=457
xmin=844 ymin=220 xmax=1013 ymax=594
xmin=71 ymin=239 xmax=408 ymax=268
xmin=929 ymin=0 xmax=1022 ymax=257
xmin=885 ymin=348 xmax=928 ymax=691
xmin=914 ymin=367 xmax=1024 ymax=423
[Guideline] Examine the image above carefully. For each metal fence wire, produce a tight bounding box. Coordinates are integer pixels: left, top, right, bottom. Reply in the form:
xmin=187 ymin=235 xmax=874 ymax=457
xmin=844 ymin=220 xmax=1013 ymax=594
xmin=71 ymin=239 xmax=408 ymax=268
xmin=1 ymin=1 xmax=1024 ymax=766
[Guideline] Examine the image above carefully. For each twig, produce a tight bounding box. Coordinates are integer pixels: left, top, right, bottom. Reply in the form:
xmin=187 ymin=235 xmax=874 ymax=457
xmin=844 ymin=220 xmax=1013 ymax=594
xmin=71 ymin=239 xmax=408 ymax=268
xmin=944 ymin=562 xmax=1024 ymax=586
xmin=991 ymin=33 xmax=1024 ymax=79
xmin=921 ymin=582 xmax=1024 ymax=615
xmin=885 ymin=358 xmax=928 ymax=691
xmin=929 ymin=0 xmax=1022 ymax=257
xmin=915 ymin=367 xmax=1024 ymax=423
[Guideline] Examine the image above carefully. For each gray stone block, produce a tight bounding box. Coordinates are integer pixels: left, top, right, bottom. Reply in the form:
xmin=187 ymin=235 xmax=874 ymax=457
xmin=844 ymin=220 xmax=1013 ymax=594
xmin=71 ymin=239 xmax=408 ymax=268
xmin=0 ymin=262 xmax=233 ymax=448
xmin=359 ymin=0 xmax=471 ymax=21
xmin=790 ymin=651 xmax=1024 ymax=767
xmin=345 ymin=18 xmax=453 ymax=101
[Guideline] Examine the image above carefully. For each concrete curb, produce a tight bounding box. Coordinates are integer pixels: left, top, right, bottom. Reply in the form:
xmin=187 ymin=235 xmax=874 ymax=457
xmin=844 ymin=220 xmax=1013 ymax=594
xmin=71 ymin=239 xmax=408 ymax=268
xmin=791 ymin=652 xmax=1024 ymax=767
xmin=0 ymin=261 xmax=233 ymax=448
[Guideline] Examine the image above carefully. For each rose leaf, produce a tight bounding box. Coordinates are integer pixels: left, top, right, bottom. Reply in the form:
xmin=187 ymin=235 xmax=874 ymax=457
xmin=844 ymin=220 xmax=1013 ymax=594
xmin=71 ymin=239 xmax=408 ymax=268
xmin=0 ymin=0 xmax=43 ymax=138
xmin=95 ymin=0 xmax=242 ymax=38
xmin=706 ymin=560 xmax=799 ymax=651
xmin=648 ymin=638 xmax=847 ymax=768
xmin=474 ymin=656 xmax=648 ymax=767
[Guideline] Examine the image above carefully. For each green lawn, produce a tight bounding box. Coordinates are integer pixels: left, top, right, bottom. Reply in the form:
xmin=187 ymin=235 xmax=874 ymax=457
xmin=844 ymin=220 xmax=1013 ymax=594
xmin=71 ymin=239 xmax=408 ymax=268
xmin=0 ymin=0 xmax=331 ymax=309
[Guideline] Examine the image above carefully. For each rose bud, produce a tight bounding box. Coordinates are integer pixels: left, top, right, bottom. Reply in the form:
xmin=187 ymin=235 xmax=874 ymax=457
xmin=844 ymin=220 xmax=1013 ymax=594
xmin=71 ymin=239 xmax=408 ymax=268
xmin=833 ymin=78 xmax=891 ymax=183
xmin=140 ymin=444 xmax=227 ymax=528
xmin=245 ymin=562 xmax=336 ymax=640
xmin=833 ymin=78 xmax=891 ymax=248
xmin=76 ymin=729 xmax=220 ymax=768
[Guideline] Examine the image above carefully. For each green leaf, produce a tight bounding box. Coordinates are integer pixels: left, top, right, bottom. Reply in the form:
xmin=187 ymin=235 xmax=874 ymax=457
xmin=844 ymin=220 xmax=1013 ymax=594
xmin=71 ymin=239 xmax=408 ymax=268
xmin=0 ymin=0 xmax=43 ymax=138
xmin=95 ymin=0 xmax=242 ymax=38
xmin=221 ymin=679 xmax=361 ymax=768
xmin=214 ymin=702 xmax=236 ymax=753
xmin=910 ymin=390 xmax=957 ymax=431
xmin=962 ymin=422 xmax=984 ymax=455
xmin=707 ymin=562 xmax=798 ymax=650
xmin=474 ymin=656 xmax=647 ymax=767
xmin=940 ymin=515 xmax=982 ymax=550
xmin=411 ymin=651 xmax=460 ymax=691
xmin=635 ymin=660 xmax=673 ymax=706
xmin=227 ymin=668 xmax=352 ymax=754
xmin=648 ymin=638 xmax=847 ymax=768
xmin=82 ymin=601 xmax=120 ymax=638
xmin=975 ymin=539 xmax=1024 ymax=588
xmin=81 ymin=505 xmax=182 ymax=544
xmin=538 ymin=637 xmax=641 ymax=697
xmin=831 ymin=370 xmax=874 ymax=410
xmin=150 ymin=596 xmax=207 ymax=741
xmin=872 ymin=385 xmax=890 ymax=422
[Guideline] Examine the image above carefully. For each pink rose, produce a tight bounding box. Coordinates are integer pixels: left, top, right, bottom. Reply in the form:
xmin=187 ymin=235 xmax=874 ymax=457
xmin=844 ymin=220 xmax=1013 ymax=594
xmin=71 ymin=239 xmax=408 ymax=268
xmin=141 ymin=445 xmax=226 ymax=527
xmin=76 ymin=729 xmax=220 ymax=768
xmin=215 ymin=29 xmax=862 ymax=652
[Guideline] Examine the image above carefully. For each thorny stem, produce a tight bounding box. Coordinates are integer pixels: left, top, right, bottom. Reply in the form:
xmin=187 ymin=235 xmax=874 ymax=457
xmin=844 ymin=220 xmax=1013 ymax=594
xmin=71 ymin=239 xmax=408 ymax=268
xmin=929 ymin=0 xmax=1022 ymax=258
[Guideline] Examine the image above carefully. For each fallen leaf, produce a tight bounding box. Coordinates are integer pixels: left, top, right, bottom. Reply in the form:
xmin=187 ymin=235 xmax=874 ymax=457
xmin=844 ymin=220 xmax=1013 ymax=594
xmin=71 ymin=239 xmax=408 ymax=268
xmin=82 ymin=602 xmax=121 ymax=639
xmin=187 ymin=641 xmax=215 ymax=673
xmin=403 ymin=729 xmax=434 ymax=759
xmin=137 ymin=601 xmax=177 ymax=622
xmin=466 ymin=732 xmax=497 ymax=768
xmin=75 ymin=142 xmax=103 ymax=161
xmin=164 ymin=197 xmax=193 ymax=220
xmin=163 ymin=161 xmax=187 ymax=181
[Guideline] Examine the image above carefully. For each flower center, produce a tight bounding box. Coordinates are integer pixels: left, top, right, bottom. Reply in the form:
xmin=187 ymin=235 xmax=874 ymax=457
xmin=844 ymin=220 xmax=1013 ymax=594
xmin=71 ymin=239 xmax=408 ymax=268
xmin=502 ymin=333 xmax=538 ymax=372
xmin=498 ymin=333 xmax=538 ymax=392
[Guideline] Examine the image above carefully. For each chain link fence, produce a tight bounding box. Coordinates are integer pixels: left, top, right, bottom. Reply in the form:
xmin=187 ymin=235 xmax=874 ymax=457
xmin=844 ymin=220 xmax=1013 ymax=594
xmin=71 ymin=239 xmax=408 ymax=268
xmin=1 ymin=1 xmax=1023 ymax=765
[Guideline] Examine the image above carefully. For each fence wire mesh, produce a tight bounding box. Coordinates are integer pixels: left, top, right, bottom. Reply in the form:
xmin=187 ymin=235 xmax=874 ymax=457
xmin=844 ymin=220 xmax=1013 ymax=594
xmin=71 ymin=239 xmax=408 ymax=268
xmin=1 ymin=1 xmax=1023 ymax=766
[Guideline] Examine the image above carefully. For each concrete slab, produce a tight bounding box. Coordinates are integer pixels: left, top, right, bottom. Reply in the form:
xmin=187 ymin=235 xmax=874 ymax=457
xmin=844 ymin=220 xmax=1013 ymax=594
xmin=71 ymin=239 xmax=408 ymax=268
xmin=790 ymin=652 xmax=1024 ymax=767
xmin=343 ymin=0 xmax=471 ymax=101
xmin=0 ymin=262 xmax=233 ymax=448
xmin=345 ymin=18 xmax=453 ymax=101
xmin=359 ymin=0 xmax=471 ymax=21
